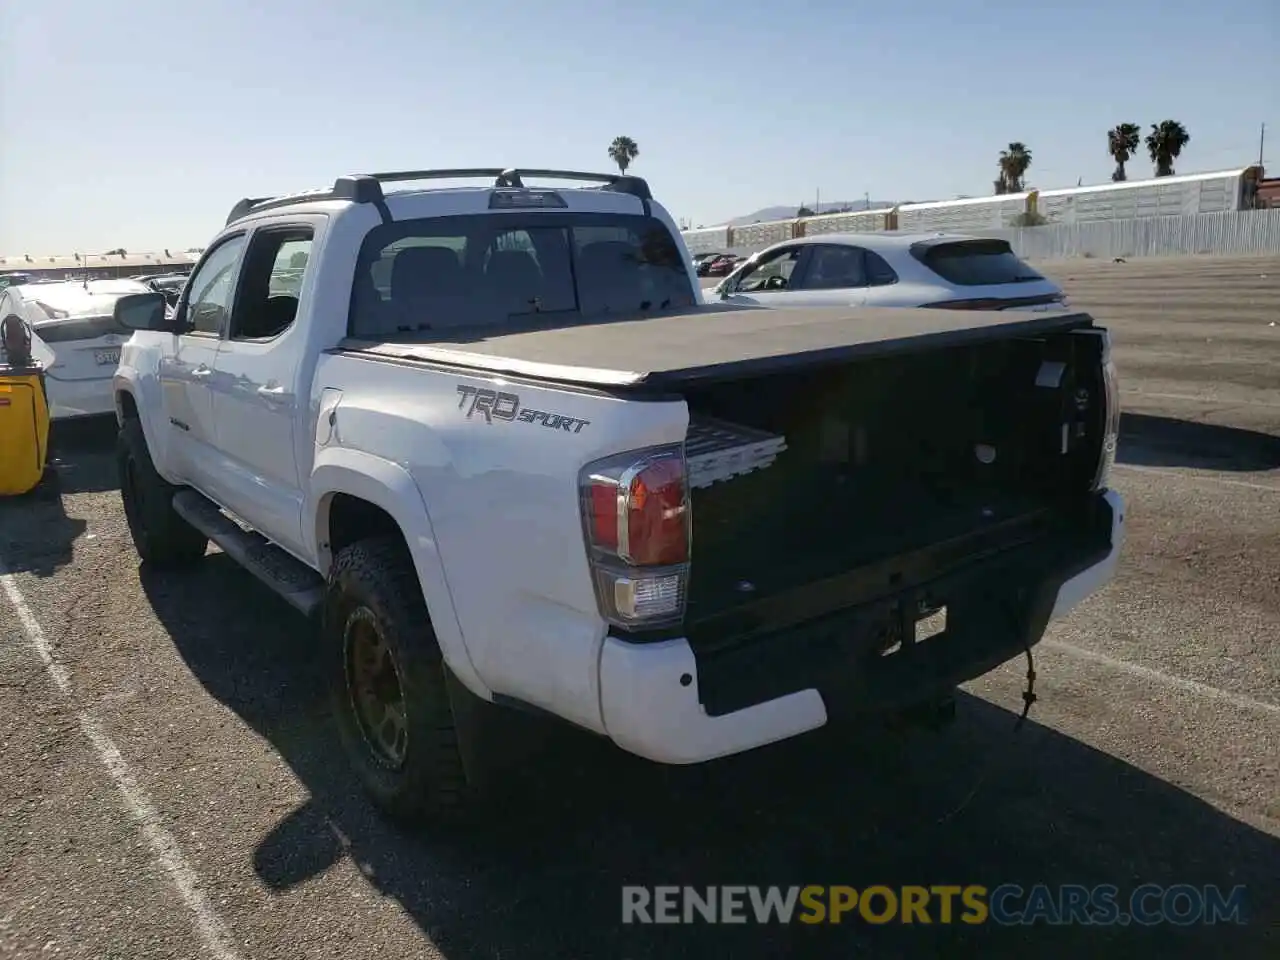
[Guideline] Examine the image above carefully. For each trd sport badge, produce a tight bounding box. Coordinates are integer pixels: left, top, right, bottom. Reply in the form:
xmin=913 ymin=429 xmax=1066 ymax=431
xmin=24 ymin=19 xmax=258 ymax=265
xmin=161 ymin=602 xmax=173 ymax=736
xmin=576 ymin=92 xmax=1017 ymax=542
xmin=456 ymin=384 xmax=589 ymax=434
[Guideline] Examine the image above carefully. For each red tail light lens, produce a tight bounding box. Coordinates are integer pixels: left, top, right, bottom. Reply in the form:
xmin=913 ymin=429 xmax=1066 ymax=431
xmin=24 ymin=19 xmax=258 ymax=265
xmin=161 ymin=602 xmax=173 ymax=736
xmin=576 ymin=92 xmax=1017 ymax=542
xmin=588 ymin=483 xmax=621 ymax=553
xmin=621 ymin=456 xmax=688 ymax=565
xmin=583 ymin=449 xmax=689 ymax=566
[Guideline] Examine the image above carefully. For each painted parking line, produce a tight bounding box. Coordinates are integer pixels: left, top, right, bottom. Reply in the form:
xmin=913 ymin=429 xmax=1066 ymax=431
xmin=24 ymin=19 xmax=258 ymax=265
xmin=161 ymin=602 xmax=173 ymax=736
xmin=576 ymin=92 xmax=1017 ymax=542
xmin=0 ymin=562 xmax=243 ymax=960
xmin=1041 ymin=639 xmax=1280 ymax=717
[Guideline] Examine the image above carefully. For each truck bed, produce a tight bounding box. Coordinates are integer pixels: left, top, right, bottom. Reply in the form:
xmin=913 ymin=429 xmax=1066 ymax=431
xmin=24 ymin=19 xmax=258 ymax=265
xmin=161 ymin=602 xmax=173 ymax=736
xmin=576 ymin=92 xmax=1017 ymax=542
xmin=335 ymin=303 xmax=1096 ymax=390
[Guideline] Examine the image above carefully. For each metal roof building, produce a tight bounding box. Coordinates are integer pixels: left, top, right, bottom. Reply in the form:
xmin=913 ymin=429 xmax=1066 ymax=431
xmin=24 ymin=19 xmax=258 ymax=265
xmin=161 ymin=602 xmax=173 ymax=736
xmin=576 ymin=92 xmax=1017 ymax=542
xmin=0 ymin=250 xmax=199 ymax=282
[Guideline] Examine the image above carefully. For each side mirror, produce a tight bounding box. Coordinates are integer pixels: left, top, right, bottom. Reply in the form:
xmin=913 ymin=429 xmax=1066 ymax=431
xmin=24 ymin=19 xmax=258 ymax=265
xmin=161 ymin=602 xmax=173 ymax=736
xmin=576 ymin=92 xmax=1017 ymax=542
xmin=113 ymin=291 xmax=173 ymax=332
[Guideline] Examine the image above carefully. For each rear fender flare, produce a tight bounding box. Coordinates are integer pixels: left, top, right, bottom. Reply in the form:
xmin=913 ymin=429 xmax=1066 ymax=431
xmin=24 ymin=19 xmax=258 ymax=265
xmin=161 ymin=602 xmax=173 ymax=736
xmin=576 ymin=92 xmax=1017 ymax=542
xmin=310 ymin=448 xmax=491 ymax=701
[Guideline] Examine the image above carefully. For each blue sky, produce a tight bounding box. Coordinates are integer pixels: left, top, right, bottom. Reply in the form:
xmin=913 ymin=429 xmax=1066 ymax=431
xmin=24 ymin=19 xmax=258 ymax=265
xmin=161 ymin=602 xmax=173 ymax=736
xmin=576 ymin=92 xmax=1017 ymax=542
xmin=1 ymin=0 xmax=1275 ymax=253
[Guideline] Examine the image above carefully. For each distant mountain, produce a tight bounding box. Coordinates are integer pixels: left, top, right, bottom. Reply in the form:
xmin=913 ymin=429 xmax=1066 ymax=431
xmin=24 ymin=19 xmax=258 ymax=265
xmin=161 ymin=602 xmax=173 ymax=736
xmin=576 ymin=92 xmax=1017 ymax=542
xmin=727 ymin=200 xmax=898 ymax=226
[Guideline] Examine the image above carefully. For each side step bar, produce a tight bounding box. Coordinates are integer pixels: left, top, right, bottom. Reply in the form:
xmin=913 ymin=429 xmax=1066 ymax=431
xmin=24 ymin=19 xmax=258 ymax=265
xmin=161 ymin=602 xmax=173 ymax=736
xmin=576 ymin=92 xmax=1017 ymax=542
xmin=172 ymin=489 xmax=325 ymax=618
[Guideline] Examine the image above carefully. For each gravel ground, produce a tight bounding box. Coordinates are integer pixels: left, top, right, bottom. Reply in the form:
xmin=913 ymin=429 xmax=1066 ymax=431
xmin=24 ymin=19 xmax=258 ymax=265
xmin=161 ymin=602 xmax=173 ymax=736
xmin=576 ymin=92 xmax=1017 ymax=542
xmin=1 ymin=255 xmax=1277 ymax=959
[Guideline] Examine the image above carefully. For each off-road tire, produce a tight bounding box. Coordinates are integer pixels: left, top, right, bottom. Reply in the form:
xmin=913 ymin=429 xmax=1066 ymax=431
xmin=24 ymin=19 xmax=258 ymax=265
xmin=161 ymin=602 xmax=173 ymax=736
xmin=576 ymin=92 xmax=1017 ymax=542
xmin=117 ymin=419 xmax=208 ymax=567
xmin=324 ymin=536 xmax=471 ymax=825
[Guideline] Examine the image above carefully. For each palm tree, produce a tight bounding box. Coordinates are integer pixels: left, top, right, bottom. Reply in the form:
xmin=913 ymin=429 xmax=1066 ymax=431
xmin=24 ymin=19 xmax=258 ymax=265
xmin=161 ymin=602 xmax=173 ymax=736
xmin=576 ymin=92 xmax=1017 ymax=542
xmin=998 ymin=143 xmax=1033 ymax=193
xmin=1145 ymin=120 xmax=1190 ymax=177
xmin=1107 ymin=123 xmax=1142 ymax=182
xmin=607 ymin=136 xmax=639 ymax=175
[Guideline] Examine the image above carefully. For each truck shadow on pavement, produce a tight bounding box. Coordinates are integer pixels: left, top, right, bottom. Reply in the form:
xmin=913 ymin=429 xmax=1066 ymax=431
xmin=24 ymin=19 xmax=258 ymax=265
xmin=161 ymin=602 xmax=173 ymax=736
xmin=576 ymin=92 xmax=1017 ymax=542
xmin=1118 ymin=412 xmax=1280 ymax=472
xmin=139 ymin=555 xmax=1278 ymax=960
xmin=45 ymin=415 xmax=122 ymax=495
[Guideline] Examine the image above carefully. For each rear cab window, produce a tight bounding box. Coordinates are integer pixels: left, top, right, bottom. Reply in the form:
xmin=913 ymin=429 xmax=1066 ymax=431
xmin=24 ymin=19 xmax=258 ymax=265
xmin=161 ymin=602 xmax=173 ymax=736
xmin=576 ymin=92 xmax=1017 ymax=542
xmin=349 ymin=213 xmax=695 ymax=339
xmin=910 ymin=239 xmax=1045 ymax=286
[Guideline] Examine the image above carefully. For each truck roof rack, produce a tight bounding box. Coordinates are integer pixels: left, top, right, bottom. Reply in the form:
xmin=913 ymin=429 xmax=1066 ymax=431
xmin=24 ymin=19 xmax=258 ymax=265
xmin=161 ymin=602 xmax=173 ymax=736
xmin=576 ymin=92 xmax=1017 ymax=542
xmin=224 ymin=168 xmax=652 ymax=226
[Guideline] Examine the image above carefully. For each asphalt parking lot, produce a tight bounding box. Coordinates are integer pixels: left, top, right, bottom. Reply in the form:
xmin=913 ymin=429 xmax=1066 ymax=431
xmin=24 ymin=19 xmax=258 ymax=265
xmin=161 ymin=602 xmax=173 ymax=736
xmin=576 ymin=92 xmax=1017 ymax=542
xmin=2 ymin=255 xmax=1277 ymax=959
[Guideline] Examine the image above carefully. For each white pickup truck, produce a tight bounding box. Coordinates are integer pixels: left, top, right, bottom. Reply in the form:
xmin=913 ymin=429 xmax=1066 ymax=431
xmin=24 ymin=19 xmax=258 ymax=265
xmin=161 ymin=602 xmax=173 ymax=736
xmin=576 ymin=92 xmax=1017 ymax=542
xmin=110 ymin=167 xmax=1125 ymax=823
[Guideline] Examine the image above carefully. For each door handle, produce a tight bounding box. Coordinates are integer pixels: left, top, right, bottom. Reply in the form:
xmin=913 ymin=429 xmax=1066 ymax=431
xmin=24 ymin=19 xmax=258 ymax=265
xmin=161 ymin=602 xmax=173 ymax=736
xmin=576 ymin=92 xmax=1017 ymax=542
xmin=257 ymin=384 xmax=287 ymax=400
xmin=191 ymin=365 xmax=211 ymax=379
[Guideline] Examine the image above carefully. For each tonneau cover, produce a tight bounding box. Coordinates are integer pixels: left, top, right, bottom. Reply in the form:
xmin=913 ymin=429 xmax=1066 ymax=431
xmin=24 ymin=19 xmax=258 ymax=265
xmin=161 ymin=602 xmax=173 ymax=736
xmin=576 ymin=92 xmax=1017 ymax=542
xmin=337 ymin=302 xmax=1095 ymax=390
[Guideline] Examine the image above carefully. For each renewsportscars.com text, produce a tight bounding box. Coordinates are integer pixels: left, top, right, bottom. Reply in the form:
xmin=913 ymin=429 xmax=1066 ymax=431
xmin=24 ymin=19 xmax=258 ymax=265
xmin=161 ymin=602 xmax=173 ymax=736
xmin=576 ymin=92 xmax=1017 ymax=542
xmin=621 ymin=884 xmax=1248 ymax=926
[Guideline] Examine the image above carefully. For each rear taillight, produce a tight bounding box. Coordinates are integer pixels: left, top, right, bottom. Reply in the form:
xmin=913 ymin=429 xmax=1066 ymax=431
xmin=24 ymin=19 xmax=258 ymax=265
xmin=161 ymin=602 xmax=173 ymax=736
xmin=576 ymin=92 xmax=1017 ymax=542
xmin=580 ymin=445 xmax=690 ymax=628
xmin=1092 ymin=332 xmax=1120 ymax=491
xmin=920 ymin=298 xmax=1001 ymax=310
xmin=920 ymin=294 xmax=1067 ymax=311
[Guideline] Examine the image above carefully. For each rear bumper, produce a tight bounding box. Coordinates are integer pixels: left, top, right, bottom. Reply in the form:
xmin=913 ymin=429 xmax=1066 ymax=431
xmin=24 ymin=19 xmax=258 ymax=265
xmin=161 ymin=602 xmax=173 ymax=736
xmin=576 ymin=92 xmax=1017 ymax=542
xmin=598 ymin=489 xmax=1124 ymax=764
xmin=44 ymin=375 xmax=115 ymax=420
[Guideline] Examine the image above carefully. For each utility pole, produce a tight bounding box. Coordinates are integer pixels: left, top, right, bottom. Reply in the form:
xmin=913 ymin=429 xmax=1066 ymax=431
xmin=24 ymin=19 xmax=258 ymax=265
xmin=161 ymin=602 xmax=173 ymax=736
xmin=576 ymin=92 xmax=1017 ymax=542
xmin=1259 ymin=122 xmax=1266 ymax=169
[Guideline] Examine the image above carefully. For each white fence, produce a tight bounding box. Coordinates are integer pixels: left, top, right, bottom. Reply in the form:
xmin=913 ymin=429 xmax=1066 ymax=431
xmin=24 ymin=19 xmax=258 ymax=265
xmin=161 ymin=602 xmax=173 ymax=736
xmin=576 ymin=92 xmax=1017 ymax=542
xmin=704 ymin=209 xmax=1280 ymax=262
xmin=947 ymin=209 xmax=1280 ymax=262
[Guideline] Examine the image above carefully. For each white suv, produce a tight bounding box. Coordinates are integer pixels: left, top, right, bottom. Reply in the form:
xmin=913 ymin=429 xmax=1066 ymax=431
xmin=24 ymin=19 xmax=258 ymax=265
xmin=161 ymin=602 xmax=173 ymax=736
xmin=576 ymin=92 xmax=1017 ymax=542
xmin=711 ymin=233 xmax=1068 ymax=312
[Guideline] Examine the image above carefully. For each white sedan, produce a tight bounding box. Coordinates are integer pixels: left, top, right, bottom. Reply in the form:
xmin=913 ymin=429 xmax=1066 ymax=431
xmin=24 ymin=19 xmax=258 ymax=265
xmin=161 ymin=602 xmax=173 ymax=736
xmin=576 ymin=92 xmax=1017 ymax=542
xmin=0 ymin=278 xmax=151 ymax=420
xmin=706 ymin=232 xmax=1068 ymax=312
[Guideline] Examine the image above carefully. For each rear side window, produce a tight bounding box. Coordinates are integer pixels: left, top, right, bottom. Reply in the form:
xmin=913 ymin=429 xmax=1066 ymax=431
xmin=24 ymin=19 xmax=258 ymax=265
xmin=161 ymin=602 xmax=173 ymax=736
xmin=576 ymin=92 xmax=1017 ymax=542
xmin=228 ymin=228 xmax=313 ymax=340
xmin=864 ymin=250 xmax=898 ymax=285
xmin=349 ymin=213 xmax=695 ymax=339
xmin=911 ymin=239 xmax=1045 ymax=286
xmin=798 ymin=245 xmax=899 ymax=290
xmin=804 ymin=245 xmax=867 ymax=289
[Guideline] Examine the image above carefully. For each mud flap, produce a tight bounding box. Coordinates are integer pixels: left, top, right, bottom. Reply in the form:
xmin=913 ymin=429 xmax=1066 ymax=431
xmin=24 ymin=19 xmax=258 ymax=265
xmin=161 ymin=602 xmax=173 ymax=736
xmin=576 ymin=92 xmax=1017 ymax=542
xmin=442 ymin=665 xmax=563 ymax=801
